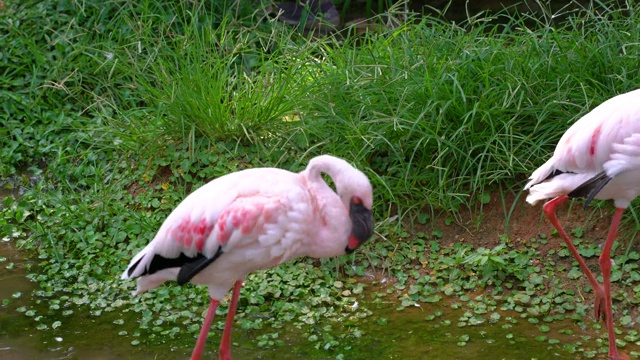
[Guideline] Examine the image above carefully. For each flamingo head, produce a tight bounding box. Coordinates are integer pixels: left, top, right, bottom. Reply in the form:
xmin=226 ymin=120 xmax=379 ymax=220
xmin=346 ymin=195 xmax=374 ymax=253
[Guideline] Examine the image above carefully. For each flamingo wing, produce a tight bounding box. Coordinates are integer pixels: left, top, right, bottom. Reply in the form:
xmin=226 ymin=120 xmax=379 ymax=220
xmin=525 ymin=89 xmax=640 ymax=205
xmin=569 ymin=132 xmax=640 ymax=205
xmin=121 ymin=168 xmax=310 ymax=294
xmin=604 ymin=133 xmax=640 ymax=177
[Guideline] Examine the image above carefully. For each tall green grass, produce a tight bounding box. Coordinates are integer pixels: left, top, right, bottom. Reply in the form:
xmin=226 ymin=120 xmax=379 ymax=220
xmin=117 ymin=7 xmax=310 ymax=141
xmin=5 ymin=0 xmax=639 ymax=220
xmin=291 ymin=3 xmax=639 ymax=218
xmin=108 ymin=1 xmax=639 ymax=220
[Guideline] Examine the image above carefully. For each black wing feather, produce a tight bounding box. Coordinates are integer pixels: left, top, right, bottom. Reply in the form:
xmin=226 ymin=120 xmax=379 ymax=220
xmin=544 ymin=168 xmax=567 ymax=181
xmin=568 ymin=171 xmax=612 ymax=208
xmin=177 ymin=246 xmax=223 ymax=285
xmin=128 ymin=246 xmax=224 ymax=285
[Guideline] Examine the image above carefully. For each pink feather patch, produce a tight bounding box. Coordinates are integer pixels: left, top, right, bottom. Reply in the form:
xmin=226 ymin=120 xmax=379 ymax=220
xmin=590 ymin=125 xmax=602 ymax=156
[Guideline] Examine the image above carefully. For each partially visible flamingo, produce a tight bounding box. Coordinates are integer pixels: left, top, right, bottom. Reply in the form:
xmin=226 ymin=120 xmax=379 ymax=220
xmin=121 ymin=155 xmax=374 ymax=360
xmin=525 ymin=88 xmax=640 ymax=360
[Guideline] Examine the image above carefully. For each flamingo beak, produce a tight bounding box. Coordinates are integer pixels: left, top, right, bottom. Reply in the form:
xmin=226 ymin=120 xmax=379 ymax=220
xmin=346 ymin=198 xmax=374 ymax=253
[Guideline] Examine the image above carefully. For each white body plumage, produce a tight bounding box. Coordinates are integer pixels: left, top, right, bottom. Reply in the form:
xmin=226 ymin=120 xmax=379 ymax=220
xmin=121 ymin=155 xmax=374 ymax=300
xmin=525 ymin=88 xmax=640 ymax=208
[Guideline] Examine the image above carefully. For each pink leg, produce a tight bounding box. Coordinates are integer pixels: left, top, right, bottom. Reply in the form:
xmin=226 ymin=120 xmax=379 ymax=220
xmin=219 ymin=280 xmax=242 ymax=360
xmin=191 ymin=298 xmax=220 ymax=360
xmin=542 ymin=196 xmax=605 ymax=319
xmin=599 ymin=208 xmax=623 ymax=360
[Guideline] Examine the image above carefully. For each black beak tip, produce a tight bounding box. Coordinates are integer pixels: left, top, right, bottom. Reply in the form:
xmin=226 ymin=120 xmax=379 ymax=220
xmin=347 ymin=199 xmax=374 ymax=253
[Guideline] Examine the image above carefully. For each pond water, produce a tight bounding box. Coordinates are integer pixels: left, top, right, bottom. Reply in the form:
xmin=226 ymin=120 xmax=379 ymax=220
xmin=1 ymin=236 xmax=629 ymax=360
xmin=0 ymin=240 xmax=184 ymax=359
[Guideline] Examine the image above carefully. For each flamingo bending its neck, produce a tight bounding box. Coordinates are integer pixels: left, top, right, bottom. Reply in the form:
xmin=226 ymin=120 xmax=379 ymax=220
xmin=121 ymin=154 xmax=374 ymax=359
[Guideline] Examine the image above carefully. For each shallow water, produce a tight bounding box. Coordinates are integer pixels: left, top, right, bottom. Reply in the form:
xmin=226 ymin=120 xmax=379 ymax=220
xmin=0 ymin=241 xmax=626 ymax=360
xmin=0 ymin=240 xmax=185 ymax=359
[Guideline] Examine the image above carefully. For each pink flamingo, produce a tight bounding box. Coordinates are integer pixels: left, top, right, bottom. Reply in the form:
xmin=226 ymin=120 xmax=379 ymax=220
xmin=121 ymin=155 xmax=374 ymax=359
xmin=525 ymin=88 xmax=640 ymax=360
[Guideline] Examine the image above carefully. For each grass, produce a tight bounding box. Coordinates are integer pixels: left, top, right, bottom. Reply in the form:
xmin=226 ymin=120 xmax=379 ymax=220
xmin=3 ymin=0 xmax=640 ymax=217
xmin=299 ymin=7 xmax=639 ymax=219
xmin=90 ymin=0 xmax=640 ymax=221
xmin=115 ymin=6 xmax=310 ymax=142
xmin=2 ymin=0 xmax=640 ymax=358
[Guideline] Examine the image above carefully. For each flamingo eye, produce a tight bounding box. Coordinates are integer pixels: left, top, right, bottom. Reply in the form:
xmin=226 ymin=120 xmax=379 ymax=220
xmin=352 ymin=196 xmax=362 ymax=205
